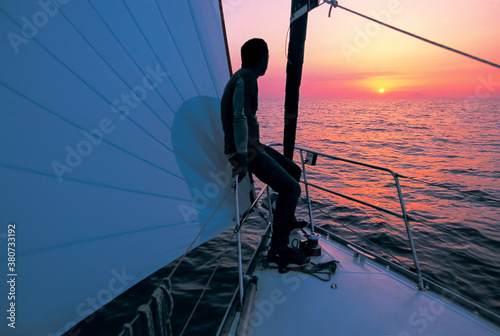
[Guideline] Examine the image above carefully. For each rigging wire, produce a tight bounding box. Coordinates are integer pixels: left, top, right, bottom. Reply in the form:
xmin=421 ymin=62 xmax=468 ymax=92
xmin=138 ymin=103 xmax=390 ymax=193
xmin=122 ymin=181 xmax=245 ymax=335
xmin=173 ymin=188 xmax=272 ymax=335
xmin=327 ymin=3 xmax=500 ymax=70
xmin=163 ymin=192 xmax=272 ymax=335
xmin=156 ymin=184 xmax=233 ymax=333
xmin=303 ymin=191 xmax=500 ymax=298
xmin=165 ymin=184 xmax=234 ymax=283
xmin=179 ymin=228 xmax=238 ymax=336
xmin=183 ymin=207 xmax=271 ymax=332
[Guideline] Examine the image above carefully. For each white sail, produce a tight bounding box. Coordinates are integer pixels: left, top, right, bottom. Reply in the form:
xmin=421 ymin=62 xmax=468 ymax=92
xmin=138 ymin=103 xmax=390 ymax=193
xmin=0 ymin=1 xmax=244 ymax=334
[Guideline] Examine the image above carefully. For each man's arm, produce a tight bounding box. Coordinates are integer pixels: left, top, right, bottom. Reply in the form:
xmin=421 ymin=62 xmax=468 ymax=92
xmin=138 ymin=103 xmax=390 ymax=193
xmin=231 ymin=76 xmax=248 ymax=181
xmin=232 ymin=76 xmax=248 ymax=154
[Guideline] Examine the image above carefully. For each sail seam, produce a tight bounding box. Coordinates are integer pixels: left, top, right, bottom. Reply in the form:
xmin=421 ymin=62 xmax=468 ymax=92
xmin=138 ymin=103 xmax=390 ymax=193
xmin=152 ymin=0 xmax=223 ymax=160
xmin=0 ymin=8 xmax=178 ymax=161
xmin=92 ymin=0 xmax=222 ymax=174
xmin=0 ymin=81 xmax=197 ymax=186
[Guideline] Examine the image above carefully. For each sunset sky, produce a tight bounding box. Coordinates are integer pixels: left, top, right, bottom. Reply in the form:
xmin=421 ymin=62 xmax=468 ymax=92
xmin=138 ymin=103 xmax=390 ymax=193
xmin=222 ymin=0 xmax=500 ymax=99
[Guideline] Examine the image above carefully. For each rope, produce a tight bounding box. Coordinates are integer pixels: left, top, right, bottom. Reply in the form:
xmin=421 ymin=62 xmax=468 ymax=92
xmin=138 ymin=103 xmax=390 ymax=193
xmin=299 ymin=260 xmax=339 ymax=282
xmin=330 ymin=4 xmax=500 ymax=70
xmin=285 ymin=25 xmax=291 ymax=63
xmin=266 ymin=260 xmax=339 ymax=281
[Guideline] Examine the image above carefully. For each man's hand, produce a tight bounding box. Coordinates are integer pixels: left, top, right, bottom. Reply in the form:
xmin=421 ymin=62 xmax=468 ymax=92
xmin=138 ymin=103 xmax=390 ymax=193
xmin=229 ymin=152 xmax=248 ymax=182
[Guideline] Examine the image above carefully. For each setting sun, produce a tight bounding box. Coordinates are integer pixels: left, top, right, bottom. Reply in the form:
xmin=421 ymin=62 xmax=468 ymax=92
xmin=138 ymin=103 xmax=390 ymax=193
xmin=379 ymin=88 xmax=385 ymax=93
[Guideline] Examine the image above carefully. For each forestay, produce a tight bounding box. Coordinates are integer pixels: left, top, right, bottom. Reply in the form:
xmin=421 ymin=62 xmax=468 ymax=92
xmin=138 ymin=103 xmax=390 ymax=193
xmin=0 ymin=1 xmax=243 ymax=335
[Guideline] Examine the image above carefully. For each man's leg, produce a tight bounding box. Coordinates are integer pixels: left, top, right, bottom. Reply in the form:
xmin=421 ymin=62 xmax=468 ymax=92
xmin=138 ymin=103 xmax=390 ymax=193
xmin=262 ymin=146 xmax=301 ymax=182
xmin=248 ymin=147 xmax=301 ymax=248
xmin=262 ymin=146 xmax=306 ymax=226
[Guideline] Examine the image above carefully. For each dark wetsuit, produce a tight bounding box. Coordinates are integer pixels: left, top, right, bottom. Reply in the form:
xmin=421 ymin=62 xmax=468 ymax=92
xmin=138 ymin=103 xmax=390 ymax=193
xmin=220 ymin=68 xmax=260 ymax=158
xmin=220 ymin=67 xmax=301 ymax=248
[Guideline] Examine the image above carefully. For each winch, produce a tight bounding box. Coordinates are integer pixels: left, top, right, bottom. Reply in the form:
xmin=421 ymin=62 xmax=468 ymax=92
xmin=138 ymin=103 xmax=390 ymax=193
xmin=300 ymin=232 xmax=322 ymax=257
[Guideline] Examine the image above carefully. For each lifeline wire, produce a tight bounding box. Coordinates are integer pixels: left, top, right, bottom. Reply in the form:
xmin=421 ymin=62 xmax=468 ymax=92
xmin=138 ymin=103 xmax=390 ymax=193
xmin=305 ymin=186 xmax=500 ymax=257
xmin=180 ymin=187 xmax=273 ymax=334
xmin=399 ymin=176 xmax=500 ymax=254
xmin=333 ymin=4 xmax=500 ymax=70
xmin=300 ymin=195 xmax=414 ymax=270
xmin=399 ymin=174 xmax=500 ymax=205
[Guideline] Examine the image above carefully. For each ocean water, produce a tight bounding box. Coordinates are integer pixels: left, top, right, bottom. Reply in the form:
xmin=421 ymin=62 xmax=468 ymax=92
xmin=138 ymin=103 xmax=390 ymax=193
xmin=76 ymin=98 xmax=500 ymax=335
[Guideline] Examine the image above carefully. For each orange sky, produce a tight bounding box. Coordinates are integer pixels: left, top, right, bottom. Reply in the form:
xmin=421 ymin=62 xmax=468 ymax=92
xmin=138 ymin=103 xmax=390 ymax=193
xmin=222 ymin=0 xmax=500 ymax=99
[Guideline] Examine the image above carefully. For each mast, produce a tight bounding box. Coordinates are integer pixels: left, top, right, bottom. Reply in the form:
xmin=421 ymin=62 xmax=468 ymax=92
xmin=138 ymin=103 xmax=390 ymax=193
xmin=283 ymin=0 xmax=319 ymax=160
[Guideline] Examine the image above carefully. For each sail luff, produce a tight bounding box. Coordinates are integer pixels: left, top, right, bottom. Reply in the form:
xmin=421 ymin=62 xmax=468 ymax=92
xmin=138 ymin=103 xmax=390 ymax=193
xmin=0 ymin=1 xmax=244 ymax=335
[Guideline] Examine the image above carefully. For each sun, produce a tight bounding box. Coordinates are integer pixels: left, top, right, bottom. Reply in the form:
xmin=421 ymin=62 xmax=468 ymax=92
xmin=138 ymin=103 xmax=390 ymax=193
xmin=379 ymin=88 xmax=385 ymax=93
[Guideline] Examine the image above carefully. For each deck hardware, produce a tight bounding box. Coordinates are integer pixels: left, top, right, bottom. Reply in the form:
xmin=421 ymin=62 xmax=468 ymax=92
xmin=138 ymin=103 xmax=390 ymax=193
xmin=300 ymin=232 xmax=322 ymax=257
xmin=304 ymin=151 xmax=317 ymax=165
xmin=270 ymin=143 xmax=425 ymax=291
xmin=234 ymin=176 xmax=244 ymax=307
xmin=347 ymin=244 xmax=375 ymax=263
xmin=299 ymin=150 xmax=316 ymax=232
xmin=236 ymin=276 xmax=259 ymax=335
xmin=330 ymin=283 xmax=338 ymax=289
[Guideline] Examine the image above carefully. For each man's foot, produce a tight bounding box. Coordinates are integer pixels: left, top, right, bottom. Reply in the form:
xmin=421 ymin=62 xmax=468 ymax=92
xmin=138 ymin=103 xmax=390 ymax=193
xmin=267 ymin=246 xmax=310 ymax=269
xmin=291 ymin=219 xmax=308 ymax=229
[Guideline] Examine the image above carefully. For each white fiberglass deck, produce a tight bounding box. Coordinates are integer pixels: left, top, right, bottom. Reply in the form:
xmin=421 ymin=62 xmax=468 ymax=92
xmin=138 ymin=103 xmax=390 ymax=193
xmin=230 ymin=231 xmax=500 ymax=336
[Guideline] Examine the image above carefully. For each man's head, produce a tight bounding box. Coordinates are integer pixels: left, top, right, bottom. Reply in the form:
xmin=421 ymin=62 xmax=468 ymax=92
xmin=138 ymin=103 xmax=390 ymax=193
xmin=241 ymin=38 xmax=268 ymax=76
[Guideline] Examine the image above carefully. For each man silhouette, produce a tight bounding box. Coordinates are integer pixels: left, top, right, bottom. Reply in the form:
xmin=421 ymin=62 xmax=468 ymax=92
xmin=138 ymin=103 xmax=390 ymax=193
xmin=220 ymin=38 xmax=309 ymax=269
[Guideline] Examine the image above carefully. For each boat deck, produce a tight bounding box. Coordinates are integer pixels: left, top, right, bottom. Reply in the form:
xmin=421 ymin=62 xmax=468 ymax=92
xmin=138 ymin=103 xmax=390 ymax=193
xmin=227 ymin=230 xmax=500 ymax=336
